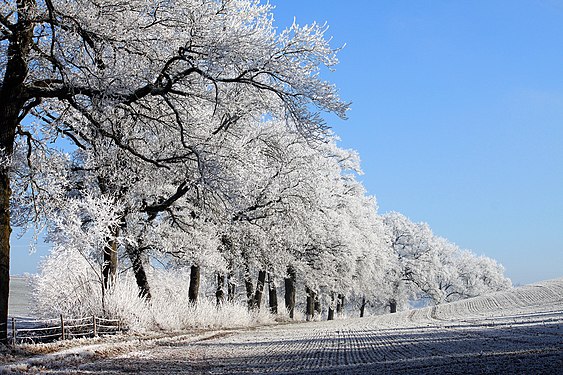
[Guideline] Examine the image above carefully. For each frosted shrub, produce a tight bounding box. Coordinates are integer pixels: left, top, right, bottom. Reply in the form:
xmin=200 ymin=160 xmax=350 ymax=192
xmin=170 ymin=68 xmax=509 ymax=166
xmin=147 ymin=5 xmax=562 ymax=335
xmin=33 ymin=253 xmax=274 ymax=331
xmin=139 ymin=269 xmax=275 ymax=330
xmin=33 ymin=246 xmax=104 ymax=318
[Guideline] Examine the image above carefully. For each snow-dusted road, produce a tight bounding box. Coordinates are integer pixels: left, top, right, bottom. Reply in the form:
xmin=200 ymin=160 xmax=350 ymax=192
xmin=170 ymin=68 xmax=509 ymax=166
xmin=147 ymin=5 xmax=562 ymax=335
xmin=5 ymin=278 xmax=563 ymax=374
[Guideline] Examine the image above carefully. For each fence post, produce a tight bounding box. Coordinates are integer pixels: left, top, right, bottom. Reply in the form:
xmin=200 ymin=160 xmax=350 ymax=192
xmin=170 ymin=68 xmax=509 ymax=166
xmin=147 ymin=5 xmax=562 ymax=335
xmin=11 ymin=317 xmax=16 ymax=346
xmin=92 ymin=316 xmax=97 ymax=337
xmin=60 ymin=314 xmax=65 ymax=340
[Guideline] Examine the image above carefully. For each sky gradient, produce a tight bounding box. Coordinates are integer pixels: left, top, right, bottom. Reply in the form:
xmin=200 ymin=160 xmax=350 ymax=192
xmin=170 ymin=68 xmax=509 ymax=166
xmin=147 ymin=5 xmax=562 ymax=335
xmin=268 ymin=0 xmax=563 ymax=285
xmin=10 ymin=0 xmax=563 ymax=285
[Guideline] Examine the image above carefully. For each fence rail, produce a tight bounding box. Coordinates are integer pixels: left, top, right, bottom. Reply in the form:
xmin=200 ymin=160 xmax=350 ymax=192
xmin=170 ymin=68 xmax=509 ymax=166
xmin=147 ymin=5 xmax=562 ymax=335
xmin=7 ymin=315 xmax=123 ymax=345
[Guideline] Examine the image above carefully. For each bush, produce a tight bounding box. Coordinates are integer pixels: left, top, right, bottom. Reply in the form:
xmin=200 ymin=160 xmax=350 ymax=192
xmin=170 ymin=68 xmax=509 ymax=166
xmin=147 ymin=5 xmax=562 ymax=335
xmin=33 ymin=250 xmax=275 ymax=331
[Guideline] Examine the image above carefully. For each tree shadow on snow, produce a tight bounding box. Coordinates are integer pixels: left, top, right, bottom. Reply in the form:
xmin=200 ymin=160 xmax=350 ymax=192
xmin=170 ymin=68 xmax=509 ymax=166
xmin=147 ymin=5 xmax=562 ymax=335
xmin=43 ymin=322 xmax=563 ymax=374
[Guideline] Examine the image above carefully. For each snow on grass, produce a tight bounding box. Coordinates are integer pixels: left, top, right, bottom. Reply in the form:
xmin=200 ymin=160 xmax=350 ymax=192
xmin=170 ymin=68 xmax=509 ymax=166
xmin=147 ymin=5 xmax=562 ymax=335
xmin=2 ymin=277 xmax=563 ymax=374
xmin=31 ymin=268 xmax=277 ymax=334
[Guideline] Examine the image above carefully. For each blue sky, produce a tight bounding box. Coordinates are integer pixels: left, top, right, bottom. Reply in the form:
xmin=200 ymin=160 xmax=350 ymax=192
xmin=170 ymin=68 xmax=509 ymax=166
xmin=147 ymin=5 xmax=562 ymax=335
xmin=267 ymin=0 xmax=563 ymax=285
xmin=10 ymin=1 xmax=563 ymax=285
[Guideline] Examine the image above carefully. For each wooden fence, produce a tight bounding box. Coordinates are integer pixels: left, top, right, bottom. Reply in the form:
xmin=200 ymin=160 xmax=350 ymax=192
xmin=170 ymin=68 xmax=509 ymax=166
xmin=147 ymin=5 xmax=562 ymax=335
xmin=5 ymin=315 xmax=123 ymax=345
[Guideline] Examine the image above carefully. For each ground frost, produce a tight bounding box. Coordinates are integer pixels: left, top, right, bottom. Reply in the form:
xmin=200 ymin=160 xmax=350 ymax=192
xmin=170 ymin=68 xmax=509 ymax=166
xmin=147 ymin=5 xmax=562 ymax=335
xmin=2 ymin=278 xmax=562 ymax=374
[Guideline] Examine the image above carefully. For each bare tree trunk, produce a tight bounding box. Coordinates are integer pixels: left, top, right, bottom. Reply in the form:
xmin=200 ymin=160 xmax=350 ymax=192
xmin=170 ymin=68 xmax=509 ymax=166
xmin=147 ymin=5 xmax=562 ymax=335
xmin=305 ymin=287 xmax=312 ymax=321
xmin=253 ymin=270 xmax=266 ymax=309
xmin=244 ymin=266 xmax=254 ymax=310
xmin=268 ymin=273 xmax=278 ymax=314
xmin=188 ymin=265 xmax=200 ymax=303
xmin=102 ymin=227 xmax=119 ymax=292
xmin=360 ymin=296 xmax=366 ymax=317
xmin=336 ymin=294 xmax=344 ymax=316
xmin=222 ymin=239 xmax=235 ymax=303
xmin=0 ymin=0 xmax=35 ymax=345
xmin=305 ymin=287 xmax=316 ymax=321
xmin=216 ymin=274 xmax=225 ymax=305
xmin=390 ymin=299 xmax=397 ymax=313
xmin=327 ymin=293 xmax=335 ymax=321
xmin=284 ymin=266 xmax=296 ymax=319
xmin=314 ymin=293 xmax=321 ymax=317
xmin=126 ymin=245 xmax=152 ymax=300
xmin=0 ymin=168 xmax=11 ymax=345
xmin=227 ymin=273 xmax=236 ymax=302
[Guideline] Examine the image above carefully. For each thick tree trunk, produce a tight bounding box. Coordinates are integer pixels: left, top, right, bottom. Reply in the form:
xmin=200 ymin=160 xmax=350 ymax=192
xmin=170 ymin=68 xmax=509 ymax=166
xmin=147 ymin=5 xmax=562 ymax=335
xmin=0 ymin=139 xmax=14 ymax=345
xmin=0 ymin=0 xmax=35 ymax=345
xmin=305 ymin=287 xmax=317 ymax=321
xmin=268 ymin=273 xmax=278 ymax=314
xmin=126 ymin=246 xmax=152 ymax=300
xmin=336 ymin=294 xmax=344 ymax=316
xmin=227 ymin=273 xmax=236 ymax=302
xmin=102 ymin=227 xmax=119 ymax=292
xmin=360 ymin=296 xmax=366 ymax=318
xmin=253 ymin=270 xmax=266 ymax=309
xmin=314 ymin=293 xmax=321 ymax=317
xmin=327 ymin=293 xmax=335 ymax=320
xmin=244 ymin=266 xmax=254 ymax=310
xmin=216 ymin=274 xmax=225 ymax=305
xmin=284 ymin=266 xmax=296 ymax=319
xmin=188 ymin=265 xmax=200 ymax=303
xmin=0 ymin=168 xmax=11 ymax=345
xmin=390 ymin=299 xmax=397 ymax=313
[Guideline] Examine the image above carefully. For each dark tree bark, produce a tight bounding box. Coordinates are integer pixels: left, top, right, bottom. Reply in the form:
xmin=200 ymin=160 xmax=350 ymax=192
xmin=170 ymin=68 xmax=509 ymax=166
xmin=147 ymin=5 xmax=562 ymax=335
xmin=227 ymin=273 xmax=236 ymax=302
xmin=222 ymin=238 xmax=235 ymax=303
xmin=305 ymin=287 xmax=312 ymax=321
xmin=305 ymin=287 xmax=316 ymax=321
xmin=244 ymin=266 xmax=254 ymax=310
xmin=0 ymin=0 xmax=35 ymax=344
xmin=390 ymin=299 xmax=397 ymax=313
xmin=216 ymin=274 xmax=225 ymax=305
xmin=268 ymin=273 xmax=278 ymax=314
xmin=188 ymin=265 xmax=200 ymax=303
xmin=126 ymin=245 xmax=152 ymax=300
xmin=336 ymin=294 xmax=344 ymax=316
xmin=327 ymin=293 xmax=335 ymax=321
xmin=284 ymin=266 xmax=296 ymax=319
xmin=102 ymin=227 xmax=119 ymax=292
xmin=360 ymin=296 xmax=366 ymax=318
xmin=314 ymin=293 xmax=321 ymax=317
xmin=253 ymin=270 xmax=266 ymax=309
xmin=0 ymin=168 xmax=11 ymax=344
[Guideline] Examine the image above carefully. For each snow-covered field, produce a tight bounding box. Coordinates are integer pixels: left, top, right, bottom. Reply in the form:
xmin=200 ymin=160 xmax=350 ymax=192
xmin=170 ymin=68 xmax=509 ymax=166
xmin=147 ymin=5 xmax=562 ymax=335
xmin=7 ymin=277 xmax=34 ymax=318
xmin=2 ymin=278 xmax=562 ymax=374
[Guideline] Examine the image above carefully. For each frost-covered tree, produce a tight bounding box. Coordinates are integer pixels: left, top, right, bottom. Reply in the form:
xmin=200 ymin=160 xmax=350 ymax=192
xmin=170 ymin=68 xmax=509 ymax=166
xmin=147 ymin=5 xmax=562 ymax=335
xmin=0 ymin=0 xmax=350 ymax=342
xmin=453 ymin=251 xmax=511 ymax=300
xmin=382 ymin=212 xmax=434 ymax=311
xmin=35 ymin=117 xmax=386 ymax=324
xmin=215 ymin=122 xmax=352 ymax=312
xmin=382 ymin=212 xmax=511 ymax=311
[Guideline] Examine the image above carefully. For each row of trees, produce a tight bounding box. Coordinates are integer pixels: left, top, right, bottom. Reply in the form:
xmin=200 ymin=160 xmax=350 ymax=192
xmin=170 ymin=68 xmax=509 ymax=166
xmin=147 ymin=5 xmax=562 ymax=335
xmin=382 ymin=212 xmax=511 ymax=312
xmin=0 ymin=0 xmax=509 ymax=341
xmin=30 ymin=118 xmax=510 ymax=324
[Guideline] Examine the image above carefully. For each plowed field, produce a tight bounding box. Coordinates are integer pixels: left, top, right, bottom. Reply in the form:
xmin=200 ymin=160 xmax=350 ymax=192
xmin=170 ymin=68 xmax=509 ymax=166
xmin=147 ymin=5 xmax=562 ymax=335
xmin=3 ymin=278 xmax=563 ymax=374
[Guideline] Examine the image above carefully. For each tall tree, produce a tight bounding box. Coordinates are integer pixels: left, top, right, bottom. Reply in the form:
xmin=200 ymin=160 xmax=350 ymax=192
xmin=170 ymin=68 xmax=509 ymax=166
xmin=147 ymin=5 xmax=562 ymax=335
xmin=0 ymin=0 xmax=349 ymax=342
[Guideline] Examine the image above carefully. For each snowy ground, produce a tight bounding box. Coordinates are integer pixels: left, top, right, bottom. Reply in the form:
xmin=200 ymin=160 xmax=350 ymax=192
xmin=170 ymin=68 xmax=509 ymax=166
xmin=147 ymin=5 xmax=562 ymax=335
xmin=7 ymin=277 xmax=34 ymax=318
xmin=2 ymin=278 xmax=562 ymax=374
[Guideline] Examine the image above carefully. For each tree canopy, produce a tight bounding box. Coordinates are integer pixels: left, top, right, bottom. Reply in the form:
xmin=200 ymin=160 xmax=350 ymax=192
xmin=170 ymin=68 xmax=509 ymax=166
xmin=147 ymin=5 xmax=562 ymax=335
xmin=0 ymin=0 xmax=511 ymax=341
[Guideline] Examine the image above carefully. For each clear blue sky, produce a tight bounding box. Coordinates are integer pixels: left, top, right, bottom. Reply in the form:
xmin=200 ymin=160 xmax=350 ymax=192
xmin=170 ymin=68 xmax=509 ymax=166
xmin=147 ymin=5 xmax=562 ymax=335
xmin=268 ymin=0 xmax=563 ymax=285
xmin=10 ymin=0 xmax=563 ymax=285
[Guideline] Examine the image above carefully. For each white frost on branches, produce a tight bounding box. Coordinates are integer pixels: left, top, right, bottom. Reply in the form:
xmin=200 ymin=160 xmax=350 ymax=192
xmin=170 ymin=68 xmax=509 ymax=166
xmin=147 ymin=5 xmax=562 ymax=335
xmin=0 ymin=0 xmax=511 ymax=326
